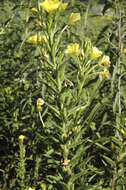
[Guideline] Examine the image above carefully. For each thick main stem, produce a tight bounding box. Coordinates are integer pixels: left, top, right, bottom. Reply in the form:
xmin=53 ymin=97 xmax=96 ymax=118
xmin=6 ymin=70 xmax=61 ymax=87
xmin=62 ymin=121 xmax=74 ymax=190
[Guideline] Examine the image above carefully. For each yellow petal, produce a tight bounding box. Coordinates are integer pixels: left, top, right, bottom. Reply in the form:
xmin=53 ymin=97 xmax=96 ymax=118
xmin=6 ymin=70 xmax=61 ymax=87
xmin=37 ymin=98 xmax=44 ymax=106
xmin=39 ymin=0 xmax=61 ymax=13
xmin=59 ymin=3 xmax=68 ymax=11
xmin=123 ymin=48 xmax=126 ymax=53
xmin=98 ymin=55 xmax=111 ymax=66
xmin=68 ymin=13 xmax=80 ymax=26
xmin=19 ymin=135 xmax=25 ymax=141
xmin=90 ymin=46 xmax=102 ymax=60
xmin=65 ymin=43 xmax=80 ymax=56
xmin=27 ymin=34 xmax=47 ymax=45
xmin=120 ymin=129 xmax=126 ymax=135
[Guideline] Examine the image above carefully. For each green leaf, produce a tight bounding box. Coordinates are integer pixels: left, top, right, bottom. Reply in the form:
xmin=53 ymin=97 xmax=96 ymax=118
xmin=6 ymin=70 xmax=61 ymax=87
xmin=68 ymin=104 xmax=89 ymax=117
xmin=45 ymin=102 xmax=60 ymax=118
xmin=102 ymin=155 xmax=116 ymax=168
xmin=95 ymin=143 xmax=110 ymax=152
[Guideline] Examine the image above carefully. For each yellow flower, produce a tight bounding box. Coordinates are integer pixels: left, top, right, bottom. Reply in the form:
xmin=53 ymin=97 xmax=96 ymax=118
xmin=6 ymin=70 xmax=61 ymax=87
xmin=37 ymin=98 xmax=44 ymax=106
xmin=37 ymin=98 xmax=44 ymax=112
xmin=27 ymin=34 xmax=46 ymax=45
xmin=5 ymin=86 xmax=11 ymax=93
xmin=39 ymin=0 xmax=67 ymax=13
xmin=120 ymin=129 xmax=126 ymax=135
xmin=19 ymin=135 xmax=25 ymax=141
xmin=59 ymin=3 xmax=68 ymax=11
xmin=65 ymin=43 xmax=80 ymax=56
xmin=90 ymin=46 xmax=102 ymax=60
xmin=123 ymin=49 xmax=126 ymax=54
xmin=27 ymin=188 xmax=35 ymax=190
xmin=31 ymin=8 xmax=38 ymax=15
xmin=98 ymin=55 xmax=111 ymax=66
xmin=40 ymin=183 xmax=46 ymax=190
xmin=99 ymin=68 xmax=110 ymax=79
xmin=68 ymin=13 xmax=80 ymax=26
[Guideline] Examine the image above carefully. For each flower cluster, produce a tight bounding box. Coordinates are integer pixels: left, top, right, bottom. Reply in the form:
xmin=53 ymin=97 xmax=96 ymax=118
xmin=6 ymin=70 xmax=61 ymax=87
xmin=65 ymin=43 xmax=80 ymax=56
xmin=98 ymin=55 xmax=110 ymax=66
xmin=98 ymin=56 xmax=111 ymax=79
xmin=90 ymin=46 xmax=102 ymax=60
xmin=27 ymin=34 xmax=47 ymax=45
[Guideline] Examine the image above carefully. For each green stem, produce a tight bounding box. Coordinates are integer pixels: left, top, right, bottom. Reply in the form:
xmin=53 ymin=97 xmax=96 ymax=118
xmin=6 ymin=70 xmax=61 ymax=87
xmin=19 ymin=141 xmax=26 ymax=189
xmin=39 ymin=111 xmax=45 ymax=127
xmin=62 ymin=121 xmax=74 ymax=190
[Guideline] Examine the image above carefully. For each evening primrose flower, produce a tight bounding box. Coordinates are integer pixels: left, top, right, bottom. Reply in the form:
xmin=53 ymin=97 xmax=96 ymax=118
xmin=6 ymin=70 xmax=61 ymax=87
xmin=27 ymin=34 xmax=47 ymax=45
xmin=98 ymin=55 xmax=111 ymax=66
xmin=99 ymin=68 xmax=110 ymax=79
xmin=68 ymin=13 xmax=80 ymax=26
xmin=39 ymin=0 xmax=67 ymax=13
xmin=37 ymin=98 xmax=44 ymax=106
xmin=37 ymin=98 xmax=44 ymax=112
xmin=65 ymin=43 xmax=80 ymax=56
xmin=90 ymin=46 xmax=102 ymax=60
xmin=19 ymin=135 xmax=25 ymax=141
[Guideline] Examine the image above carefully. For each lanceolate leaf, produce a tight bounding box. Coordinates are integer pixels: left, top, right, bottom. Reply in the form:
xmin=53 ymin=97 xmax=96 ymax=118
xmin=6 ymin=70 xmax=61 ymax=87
xmin=102 ymin=155 xmax=116 ymax=168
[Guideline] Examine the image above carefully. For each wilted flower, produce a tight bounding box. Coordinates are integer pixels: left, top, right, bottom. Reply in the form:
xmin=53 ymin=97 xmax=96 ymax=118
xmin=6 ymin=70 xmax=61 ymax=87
xmin=43 ymin=53 xmax=50 ymax=63
xmin=90 ymin=46 xmax=102 ymax=60
xmin=27 ymin=34 xmax=47 ymax=45
xmin=68 ymin=13 xmax=80 ymax=26
xmin=39 ymin=0 xmax=67 ymax=13
xmin=98 ymin=55 xmax=111 ymax=66
xmin=99 ymin=68 xmax=110 ymax=79
xmin=62 ymin=158 xmax=70 ymax=166
xmin=65 ymin=78 xmax=74 ymax=87
xmin=65 ymin=43 xmax=80 ymax=56
xmin=35 ymin=21 xmax=42 ymax=29
xmin=19 ymin=135 xmax=25 ymax=141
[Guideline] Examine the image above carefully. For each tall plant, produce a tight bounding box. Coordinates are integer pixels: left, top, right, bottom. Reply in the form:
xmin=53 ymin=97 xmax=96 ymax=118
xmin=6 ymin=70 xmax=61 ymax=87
xmin=25 ymin=0 xmax=112 ymax=189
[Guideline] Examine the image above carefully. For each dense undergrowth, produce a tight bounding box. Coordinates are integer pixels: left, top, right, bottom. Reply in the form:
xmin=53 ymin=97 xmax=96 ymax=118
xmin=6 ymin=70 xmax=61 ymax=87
xmin=0 ymin=0 xmax=126 ymax=189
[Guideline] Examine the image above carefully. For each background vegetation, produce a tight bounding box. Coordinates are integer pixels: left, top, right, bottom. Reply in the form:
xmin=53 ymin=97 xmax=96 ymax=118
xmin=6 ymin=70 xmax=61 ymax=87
xmin=0 ymin=0 xmax=126 ymax=189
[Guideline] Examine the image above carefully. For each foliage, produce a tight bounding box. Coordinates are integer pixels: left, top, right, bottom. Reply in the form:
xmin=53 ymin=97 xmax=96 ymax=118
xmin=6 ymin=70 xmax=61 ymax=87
xmin=0 ymin=0 xmax=126 ymax=190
